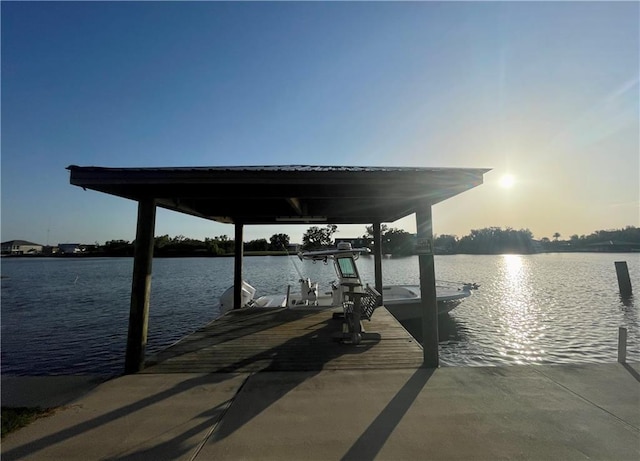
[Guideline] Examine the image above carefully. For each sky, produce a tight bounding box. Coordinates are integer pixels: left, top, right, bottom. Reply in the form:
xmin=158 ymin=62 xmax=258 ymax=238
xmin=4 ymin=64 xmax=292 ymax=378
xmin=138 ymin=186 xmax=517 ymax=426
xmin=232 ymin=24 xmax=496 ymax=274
xmin=2 ymin=1 xmax=638 ymax=246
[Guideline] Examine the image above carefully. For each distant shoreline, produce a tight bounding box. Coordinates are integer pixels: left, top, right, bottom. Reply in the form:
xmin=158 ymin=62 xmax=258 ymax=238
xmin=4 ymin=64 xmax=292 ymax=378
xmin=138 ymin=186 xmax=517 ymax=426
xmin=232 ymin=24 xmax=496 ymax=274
xmin=2 ymin=249 xmax=639 ymax=259
xmin=0 ymin=251 xmax=291 ymax=258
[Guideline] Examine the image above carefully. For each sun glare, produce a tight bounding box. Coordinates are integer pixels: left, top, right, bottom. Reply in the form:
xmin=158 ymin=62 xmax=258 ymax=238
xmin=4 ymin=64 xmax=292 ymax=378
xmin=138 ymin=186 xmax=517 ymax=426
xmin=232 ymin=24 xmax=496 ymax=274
xmin=499 ymin=174 xmax=516 ymax=189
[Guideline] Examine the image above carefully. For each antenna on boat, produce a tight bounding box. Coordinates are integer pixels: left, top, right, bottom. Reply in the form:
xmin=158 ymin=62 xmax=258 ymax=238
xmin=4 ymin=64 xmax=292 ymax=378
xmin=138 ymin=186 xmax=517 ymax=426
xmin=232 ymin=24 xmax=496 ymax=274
xmin=281 ymin=244 xmax=305 ymax=280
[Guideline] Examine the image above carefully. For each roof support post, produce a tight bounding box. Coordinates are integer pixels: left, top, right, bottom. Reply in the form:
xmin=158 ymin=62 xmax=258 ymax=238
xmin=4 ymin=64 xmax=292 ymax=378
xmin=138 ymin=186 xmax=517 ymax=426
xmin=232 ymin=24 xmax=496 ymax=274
xmin=124 ymin=198 xmax=156 ymax=374
xmin=233 ymin=221 xmax=244 ymax=309
xmin=372 ymin=222 xmax=383 ymax=303
xmin=416 ymin=204 xmax=439 ymax=368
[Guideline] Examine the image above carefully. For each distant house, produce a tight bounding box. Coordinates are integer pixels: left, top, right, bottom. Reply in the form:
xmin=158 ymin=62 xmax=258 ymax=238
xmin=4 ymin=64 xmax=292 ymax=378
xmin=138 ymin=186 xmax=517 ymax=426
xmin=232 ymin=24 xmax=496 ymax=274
xmin=1 ymin=240 xmax=43 ymax=255
xmin=42 ymin=245 xmax=60 ymax=255
xmin=58 ymin=243 xmax=82 ymax=254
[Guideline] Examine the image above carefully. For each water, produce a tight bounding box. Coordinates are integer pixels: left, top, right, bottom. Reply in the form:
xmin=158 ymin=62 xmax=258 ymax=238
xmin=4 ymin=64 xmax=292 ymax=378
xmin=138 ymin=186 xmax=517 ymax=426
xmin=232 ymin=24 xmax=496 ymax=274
xmin=1 ymin=253 xmax=638 ymax=376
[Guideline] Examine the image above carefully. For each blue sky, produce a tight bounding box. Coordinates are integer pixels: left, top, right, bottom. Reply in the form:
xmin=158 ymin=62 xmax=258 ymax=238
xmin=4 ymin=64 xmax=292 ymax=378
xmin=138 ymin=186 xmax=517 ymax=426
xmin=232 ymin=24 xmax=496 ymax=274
xmin=2 ymin=2 xmax=638 ymax=245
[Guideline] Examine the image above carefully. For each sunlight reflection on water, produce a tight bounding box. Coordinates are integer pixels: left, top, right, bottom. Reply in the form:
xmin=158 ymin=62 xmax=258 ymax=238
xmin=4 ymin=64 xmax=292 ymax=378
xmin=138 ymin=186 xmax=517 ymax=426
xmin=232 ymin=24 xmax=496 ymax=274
xmin=495 ymin=255 xmax=546 ymax=364
xmin=356 ymin=253 xmax=639 ymax=366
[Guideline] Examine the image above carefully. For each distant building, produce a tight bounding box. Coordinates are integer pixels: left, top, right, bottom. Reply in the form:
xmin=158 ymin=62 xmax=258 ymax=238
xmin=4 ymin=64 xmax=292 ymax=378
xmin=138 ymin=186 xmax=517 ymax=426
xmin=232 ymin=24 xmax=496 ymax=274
xmin=1 ymin=240 xmax=43 ymax=255
xmin=42 ymin=245 xmax=60 ymax=255
xmin=58 ymin=243 xmax=82 ymax=254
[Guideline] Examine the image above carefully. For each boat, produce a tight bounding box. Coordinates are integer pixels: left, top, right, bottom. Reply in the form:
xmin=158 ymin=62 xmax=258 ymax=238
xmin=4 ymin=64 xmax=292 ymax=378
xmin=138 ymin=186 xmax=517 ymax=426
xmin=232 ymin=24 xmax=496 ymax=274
xmin=382 ymin=282 xmax=477 ymax=328
xmin=219 ymin=242 xmax=477 ymax=315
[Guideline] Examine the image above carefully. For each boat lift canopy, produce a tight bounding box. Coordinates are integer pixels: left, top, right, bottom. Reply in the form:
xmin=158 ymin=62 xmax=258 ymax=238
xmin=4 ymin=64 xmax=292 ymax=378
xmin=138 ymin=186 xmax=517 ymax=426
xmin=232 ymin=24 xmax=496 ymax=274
xmin=68 ymin=164 xmax=489 ymax=373
xmin=67 ymin=165 xmax=488 ymax=225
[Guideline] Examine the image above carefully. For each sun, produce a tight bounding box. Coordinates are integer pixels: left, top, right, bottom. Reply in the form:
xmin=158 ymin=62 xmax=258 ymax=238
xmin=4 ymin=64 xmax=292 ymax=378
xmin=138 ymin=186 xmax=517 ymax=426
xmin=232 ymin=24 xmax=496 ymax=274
xmin=499 ymin=174 xmax=516 ymax=189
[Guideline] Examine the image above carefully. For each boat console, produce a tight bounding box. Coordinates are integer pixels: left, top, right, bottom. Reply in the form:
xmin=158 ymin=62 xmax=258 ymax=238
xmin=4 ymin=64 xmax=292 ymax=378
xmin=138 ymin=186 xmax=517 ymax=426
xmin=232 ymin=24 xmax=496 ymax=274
xmin=300 ymin=243 xmax=381 ymax=344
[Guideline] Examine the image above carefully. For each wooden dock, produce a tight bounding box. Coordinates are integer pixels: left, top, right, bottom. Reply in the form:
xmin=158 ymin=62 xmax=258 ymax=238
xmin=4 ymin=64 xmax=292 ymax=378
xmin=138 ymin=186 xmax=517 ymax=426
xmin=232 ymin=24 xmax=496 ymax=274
xmin=143 ymin=306 xmax=423 ymax=373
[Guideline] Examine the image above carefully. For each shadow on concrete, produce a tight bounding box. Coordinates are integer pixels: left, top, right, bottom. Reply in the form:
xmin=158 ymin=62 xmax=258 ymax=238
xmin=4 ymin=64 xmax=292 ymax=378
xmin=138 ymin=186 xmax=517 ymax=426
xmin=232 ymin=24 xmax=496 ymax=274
xmin=104 ymin=401 xmax=231 ymax=461
xmin=207 ymin=318 xmax=382 ymax=443
xmin=1 ymin=373 xmax=236 ymax=461
xmin=622 ymin=362 xmax=640 ymax=382
xmin=2 ymin=312 xmax=382 ymax=460
xmin=341 ymin=367 xmax=435 ymax=461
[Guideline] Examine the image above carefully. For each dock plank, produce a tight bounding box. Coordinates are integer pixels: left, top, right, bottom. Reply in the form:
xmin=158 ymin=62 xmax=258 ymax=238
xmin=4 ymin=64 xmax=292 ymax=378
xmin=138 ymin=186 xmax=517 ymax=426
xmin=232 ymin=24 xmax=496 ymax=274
xmin=143 ymin=306 xmax=423 ymax=373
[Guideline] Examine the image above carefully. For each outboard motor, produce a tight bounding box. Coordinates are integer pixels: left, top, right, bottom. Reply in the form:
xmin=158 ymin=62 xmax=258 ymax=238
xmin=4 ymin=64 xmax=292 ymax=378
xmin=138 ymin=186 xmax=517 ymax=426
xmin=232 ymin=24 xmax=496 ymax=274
xmin=219 ymin=281 xmax=257 ymax=312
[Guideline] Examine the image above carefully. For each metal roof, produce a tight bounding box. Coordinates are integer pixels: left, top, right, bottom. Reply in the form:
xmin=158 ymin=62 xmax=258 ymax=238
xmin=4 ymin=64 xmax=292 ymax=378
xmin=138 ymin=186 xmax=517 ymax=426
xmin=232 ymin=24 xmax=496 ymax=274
xmin=67 ymin=165 xmax=490 ymax=225
xmin=1 ymin=240 xmax=42 ymax=246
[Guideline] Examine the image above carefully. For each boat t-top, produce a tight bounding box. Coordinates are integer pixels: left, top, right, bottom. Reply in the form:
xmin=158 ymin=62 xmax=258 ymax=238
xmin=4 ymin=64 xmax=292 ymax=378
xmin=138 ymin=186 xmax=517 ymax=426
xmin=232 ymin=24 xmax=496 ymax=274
xmin=218 ymin=242 xmax=478 ymax=343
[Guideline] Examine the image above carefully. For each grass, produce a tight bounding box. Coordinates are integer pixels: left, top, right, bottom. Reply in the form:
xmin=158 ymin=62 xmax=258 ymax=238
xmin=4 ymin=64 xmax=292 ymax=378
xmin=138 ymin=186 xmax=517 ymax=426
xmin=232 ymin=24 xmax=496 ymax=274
xmin=1 ymin=407 xmax=54 ymax=437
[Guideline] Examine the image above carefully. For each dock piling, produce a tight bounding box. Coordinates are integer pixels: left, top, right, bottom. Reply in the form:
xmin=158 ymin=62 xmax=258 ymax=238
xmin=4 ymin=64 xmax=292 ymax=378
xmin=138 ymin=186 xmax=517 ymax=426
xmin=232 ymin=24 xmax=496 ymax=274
xmin=125 ymin=198 xmax=156 ymax=374
xmin=614 ymin=261 xmax=633 ymax=297
xmin=416 ymin=204 xmax=439 ymax=368
xmin=618 ymin=327 xmax=627 ymax=364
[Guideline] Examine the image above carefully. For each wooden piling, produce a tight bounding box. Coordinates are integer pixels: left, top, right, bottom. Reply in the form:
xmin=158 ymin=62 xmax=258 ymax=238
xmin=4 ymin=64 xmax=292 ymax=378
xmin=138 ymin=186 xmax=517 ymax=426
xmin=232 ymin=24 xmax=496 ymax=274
xmin=615 ymin=261 xmax=632 ymax=297
xmin=416 ymin=205 xmax=439 ymax=368
xmin=124 ymin=198 xmax=156 ymax=374
xmin=233 ymin=222 xmax=244 ymax=309
xmin=373 ymin=222 xmax=383 ymax=302
xmin=618 ymin=327 xmax=627 ymax=364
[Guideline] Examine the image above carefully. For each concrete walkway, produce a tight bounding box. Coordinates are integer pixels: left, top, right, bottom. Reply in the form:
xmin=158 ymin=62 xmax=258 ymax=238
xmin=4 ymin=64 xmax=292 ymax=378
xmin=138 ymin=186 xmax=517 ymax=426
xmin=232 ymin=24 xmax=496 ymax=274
xmin=2 ymin=375 xmax=106 ymax=408
xmin=2 ymin=363 xmax=639 ymax=460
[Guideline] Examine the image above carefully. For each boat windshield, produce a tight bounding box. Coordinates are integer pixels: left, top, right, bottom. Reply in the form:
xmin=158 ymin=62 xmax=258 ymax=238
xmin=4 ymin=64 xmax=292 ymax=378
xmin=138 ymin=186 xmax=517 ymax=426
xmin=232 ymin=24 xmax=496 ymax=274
xmin=336 ymin=256 xmax=359 ymax=279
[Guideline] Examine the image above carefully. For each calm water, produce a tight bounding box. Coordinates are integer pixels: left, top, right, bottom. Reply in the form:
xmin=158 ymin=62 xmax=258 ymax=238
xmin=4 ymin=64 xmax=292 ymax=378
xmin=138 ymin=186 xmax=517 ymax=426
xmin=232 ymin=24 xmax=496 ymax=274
xmin=1 ymin=253 xmax=638 ymax=376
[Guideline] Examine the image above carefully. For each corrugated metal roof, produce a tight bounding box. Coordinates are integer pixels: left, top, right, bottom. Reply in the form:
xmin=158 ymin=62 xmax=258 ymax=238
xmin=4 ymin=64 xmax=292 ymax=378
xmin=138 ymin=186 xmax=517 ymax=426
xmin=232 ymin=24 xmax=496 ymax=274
xmin=67 ymin=165 xmax=468 ymax=173
xmin=1 ymin=240 xmax=42 ymax=246
xmin=68 ymin=164 xmax=490 ymax=225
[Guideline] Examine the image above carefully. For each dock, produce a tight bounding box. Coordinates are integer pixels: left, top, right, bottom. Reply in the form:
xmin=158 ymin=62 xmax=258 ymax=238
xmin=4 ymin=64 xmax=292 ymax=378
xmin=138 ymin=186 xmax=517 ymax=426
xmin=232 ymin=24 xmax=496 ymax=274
xmin=2 ymin=306 xmax=639 ymax=461
xmin=143 ymin=306 xmax=423 ymax=373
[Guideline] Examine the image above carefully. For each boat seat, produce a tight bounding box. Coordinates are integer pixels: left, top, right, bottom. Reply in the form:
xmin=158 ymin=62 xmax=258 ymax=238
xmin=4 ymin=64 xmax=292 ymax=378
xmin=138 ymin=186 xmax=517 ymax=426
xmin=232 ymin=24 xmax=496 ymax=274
xmin=342 ymin=285 xmax=382 ymax=320
xmin=299 ymin=278 xmax=319 ymax=305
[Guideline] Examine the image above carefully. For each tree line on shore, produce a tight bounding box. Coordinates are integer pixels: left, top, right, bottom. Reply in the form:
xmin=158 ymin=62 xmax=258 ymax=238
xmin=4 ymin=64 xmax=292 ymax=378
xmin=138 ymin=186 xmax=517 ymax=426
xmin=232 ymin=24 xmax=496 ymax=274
xmin=434 ymin=226 xmax=640 ymax=254
xmin=100 ymin=233 xmax=293 ymax=256
xmin=365 ymin=225 xmax=640 ymax=255
xmin=76 ymin=225 xmax=640 ymax=256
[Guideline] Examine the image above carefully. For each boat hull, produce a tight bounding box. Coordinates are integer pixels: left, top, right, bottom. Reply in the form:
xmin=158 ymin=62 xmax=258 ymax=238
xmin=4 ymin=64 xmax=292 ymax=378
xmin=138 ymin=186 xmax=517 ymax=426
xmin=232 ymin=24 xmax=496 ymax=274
xmin=384 ymin=297 xmax=462 ymax=322
xmin=220 ymin=283 xmax=473 ymax=319
xmin=382 ymin=284 xmax=471 ymax=312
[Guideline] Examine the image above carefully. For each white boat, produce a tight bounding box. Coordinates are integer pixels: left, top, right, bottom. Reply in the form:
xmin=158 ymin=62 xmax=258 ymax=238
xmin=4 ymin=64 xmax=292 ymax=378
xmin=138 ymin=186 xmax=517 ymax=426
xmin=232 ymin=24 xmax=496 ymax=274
xmin=383 ymin=281 xmax=476 ymax=311
xmin=382 ymin=282 xmax=477 ymax=326
xmin=219 ymin=243 xmax=477 ymax=315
